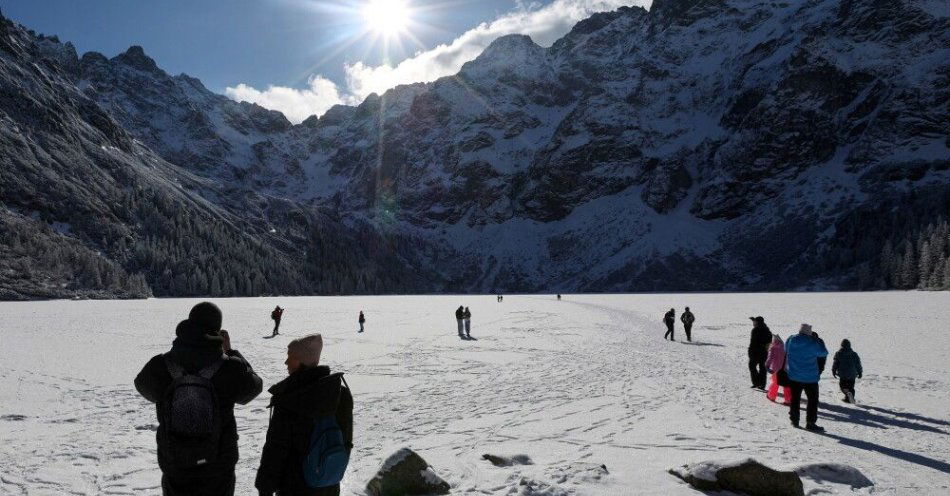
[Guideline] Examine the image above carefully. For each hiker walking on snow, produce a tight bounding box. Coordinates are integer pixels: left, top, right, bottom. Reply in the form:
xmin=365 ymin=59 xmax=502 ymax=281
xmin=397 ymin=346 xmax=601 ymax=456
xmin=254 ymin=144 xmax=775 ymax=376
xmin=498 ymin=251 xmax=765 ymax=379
xmin=785 ymin=323 xmax=829 ymax=431
xmin=358 ymin=311 xmax=366 ymax=333
xmin=463 ymin=307 xmax=472 ymax=338
xmin=455 ymin=306 xmax=465 ymax=337
xmin=832 ymin=339 xmax=863 ymax=403
xmin=134 ymin=302 xmax=263 ymax=496
xmin=680 ymin=307 xmax=695 ymax=342
xmin=256 ymin=334 xmax=353 ymax=496
xmin=271 ymin=306 xmax=284 ymax=337
xmin=748 ymin=316 xmax=772 ymax=390
xmin=765 ymin=334 xmax=792 ymax=405
xmin=663 ymin=308 xmax=676 ymax=341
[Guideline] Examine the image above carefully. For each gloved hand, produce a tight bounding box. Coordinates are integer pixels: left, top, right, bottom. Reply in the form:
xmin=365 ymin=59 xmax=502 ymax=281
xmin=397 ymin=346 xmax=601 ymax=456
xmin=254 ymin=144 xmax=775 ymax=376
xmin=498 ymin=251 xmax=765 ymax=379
xmin=858 ymin=374 xmax=862 ymax=379
xmin=832 ymin=372 xmax=837 ymax=378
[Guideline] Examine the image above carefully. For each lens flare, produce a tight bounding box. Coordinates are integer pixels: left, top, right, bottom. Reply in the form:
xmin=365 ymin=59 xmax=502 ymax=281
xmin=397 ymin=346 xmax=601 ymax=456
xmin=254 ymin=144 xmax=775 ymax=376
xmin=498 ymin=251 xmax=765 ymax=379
xmin=363 ymin=0 xmax=411 ymax=36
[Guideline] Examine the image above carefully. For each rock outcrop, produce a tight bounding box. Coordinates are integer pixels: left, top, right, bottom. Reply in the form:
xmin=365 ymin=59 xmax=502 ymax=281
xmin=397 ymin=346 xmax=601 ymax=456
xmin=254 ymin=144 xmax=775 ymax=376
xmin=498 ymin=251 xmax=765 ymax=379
xmin=365 ymin=448 xmax=451 ymax=496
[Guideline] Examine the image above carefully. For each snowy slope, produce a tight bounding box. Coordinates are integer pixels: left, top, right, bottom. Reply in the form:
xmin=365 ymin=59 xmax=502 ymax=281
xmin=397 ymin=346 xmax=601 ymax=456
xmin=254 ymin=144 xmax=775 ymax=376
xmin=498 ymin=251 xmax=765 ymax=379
xmin=1 ymin=293 xmax=948 ymax=494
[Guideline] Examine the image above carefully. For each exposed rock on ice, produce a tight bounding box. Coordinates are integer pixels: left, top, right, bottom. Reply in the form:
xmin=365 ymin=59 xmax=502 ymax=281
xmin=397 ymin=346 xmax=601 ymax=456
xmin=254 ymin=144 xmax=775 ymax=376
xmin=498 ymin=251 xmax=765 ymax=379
xmin=670 ymin=458 xmax=804 ymax=496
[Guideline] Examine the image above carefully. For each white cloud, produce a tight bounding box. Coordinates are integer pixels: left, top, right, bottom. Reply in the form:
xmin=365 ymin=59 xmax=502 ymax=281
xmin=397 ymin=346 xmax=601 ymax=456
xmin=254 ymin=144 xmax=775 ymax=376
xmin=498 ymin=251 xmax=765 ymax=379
xmin=224 ymin=75 xmax=347 ymax=124
xmin=226 ymin=0 xmax=643 ymax=122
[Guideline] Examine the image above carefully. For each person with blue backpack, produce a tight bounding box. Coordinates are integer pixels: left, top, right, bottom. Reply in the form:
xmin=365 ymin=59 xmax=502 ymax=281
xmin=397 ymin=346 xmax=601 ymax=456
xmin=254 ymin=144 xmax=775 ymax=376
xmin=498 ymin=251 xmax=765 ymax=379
xmin=134 ymin=302 xmax=263 ymax=496
xmin=256 ymin=333 xmax=353 ymax=496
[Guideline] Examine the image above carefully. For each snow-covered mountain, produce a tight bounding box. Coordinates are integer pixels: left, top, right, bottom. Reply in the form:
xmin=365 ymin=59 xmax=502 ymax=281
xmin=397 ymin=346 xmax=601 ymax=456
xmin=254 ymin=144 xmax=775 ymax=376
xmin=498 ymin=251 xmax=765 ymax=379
xmin=2 ymin=0 xmax=949 ymax=298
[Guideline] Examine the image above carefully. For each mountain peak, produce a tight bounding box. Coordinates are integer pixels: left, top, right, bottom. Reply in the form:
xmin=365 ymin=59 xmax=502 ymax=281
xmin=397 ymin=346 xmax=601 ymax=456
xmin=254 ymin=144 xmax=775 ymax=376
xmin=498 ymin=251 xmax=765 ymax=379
xmin=112 ymin=45 xmax=162 ymax=74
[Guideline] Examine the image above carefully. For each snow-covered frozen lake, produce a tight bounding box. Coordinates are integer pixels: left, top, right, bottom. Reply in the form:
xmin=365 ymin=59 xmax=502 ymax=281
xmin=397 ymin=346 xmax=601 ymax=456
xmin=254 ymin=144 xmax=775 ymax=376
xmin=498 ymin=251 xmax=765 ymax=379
xmin=1 ymin=292 xmax=948 ymax=495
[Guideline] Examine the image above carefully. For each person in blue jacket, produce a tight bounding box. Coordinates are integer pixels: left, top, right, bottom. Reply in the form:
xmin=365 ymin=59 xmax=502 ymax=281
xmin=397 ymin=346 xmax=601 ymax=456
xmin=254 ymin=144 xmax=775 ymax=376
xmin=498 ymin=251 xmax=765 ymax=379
xmin=784 ymin=323 xmax=829 ymax=431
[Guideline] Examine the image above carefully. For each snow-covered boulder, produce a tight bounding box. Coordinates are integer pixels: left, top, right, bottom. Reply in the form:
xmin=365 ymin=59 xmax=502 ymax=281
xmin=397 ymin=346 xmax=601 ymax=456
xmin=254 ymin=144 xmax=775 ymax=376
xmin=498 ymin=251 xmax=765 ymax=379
xmin=669 ymin=458 xmax=804 ymax=496
xmin=366 ymin=448 xmax=450 ymax=496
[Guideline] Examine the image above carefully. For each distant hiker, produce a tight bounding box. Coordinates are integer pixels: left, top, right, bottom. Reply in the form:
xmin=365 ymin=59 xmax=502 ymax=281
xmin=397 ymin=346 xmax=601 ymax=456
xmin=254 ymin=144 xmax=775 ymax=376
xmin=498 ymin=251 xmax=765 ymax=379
xmin=680 ymin=307 xmax=695 ymax=342
xmin=785 ymin=323 xmax=829 ymax=431
xmin=271 ymin=306 xmax=284 ymax=337
xmin=748 ymin=316 xmax=772 ymax=390
xmin=765 ymin=334 xmax=792 ymax=405
xmin=134 ymin=302 xmax=263 ymax=496
xmin=256 ymin=334 xmax=353 ymax=496
xmin=358 ymin=311 xmax=366 ymax=333
xmin=663 ymin=308 xmax=676 ymax=341
xmin=455 ymin=306 xmax=465 ymax=336
xmin=832 ymin=339 xmax=863 ymax=403
xmin=497 ymin=294 xmax=502 ymax=302
xmin=463 ymin=307 xmax=472 ymax=338
xmin=557 ymin=294 xmax=562 ymax=300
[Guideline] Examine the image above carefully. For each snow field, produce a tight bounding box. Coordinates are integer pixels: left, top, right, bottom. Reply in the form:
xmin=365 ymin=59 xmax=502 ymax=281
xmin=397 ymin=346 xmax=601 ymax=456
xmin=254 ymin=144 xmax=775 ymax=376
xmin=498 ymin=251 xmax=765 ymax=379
xmin=1 ymin=292 xmax=948 ymax=494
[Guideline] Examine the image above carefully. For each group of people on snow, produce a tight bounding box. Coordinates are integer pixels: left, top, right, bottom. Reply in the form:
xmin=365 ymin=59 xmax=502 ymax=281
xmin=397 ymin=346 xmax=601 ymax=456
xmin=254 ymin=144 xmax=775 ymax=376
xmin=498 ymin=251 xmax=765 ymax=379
xmin=455 ymin=305 xmax=473 ymax=339
xmin=661 ymin=309 xmax=865 ymax=432
xmin=135 ymin=302 xmax=351 ymax=496
xmin=662 ymin=307 xmax=695 ymax=341
xmin=746 ymin=316 xmax=864 ymax=432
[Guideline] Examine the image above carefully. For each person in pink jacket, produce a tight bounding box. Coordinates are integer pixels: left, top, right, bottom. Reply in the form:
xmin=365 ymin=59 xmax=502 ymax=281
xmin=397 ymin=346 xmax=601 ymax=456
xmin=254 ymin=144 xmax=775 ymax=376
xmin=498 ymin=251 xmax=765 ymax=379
xmin=765 ymin=334 xmax=792 ymax=405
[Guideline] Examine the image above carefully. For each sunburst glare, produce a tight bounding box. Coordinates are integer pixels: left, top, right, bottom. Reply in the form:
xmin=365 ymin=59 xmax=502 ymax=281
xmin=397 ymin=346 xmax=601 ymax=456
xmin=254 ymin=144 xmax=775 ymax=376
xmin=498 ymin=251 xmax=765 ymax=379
xmin=363 ymin=0 xmax=411 ymax=36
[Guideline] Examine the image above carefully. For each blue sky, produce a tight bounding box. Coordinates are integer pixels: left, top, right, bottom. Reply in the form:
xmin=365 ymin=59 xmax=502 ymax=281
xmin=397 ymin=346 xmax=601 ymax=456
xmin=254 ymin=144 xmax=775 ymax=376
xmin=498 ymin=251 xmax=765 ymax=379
xmin=3 ymin=0 xmax=641 ymax=122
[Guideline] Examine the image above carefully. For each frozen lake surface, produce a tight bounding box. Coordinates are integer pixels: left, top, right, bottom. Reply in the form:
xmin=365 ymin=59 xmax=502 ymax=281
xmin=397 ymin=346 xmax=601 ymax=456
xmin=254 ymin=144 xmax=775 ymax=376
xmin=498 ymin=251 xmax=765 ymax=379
xmin=1 ymin=292 xmax=949 ymax=494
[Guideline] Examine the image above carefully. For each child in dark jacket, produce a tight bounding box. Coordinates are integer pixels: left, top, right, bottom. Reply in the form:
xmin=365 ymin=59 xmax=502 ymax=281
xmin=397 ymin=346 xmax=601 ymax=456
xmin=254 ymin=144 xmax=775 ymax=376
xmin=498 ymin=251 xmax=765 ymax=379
xmin=832 ymin=339 xmax=863 ymax=403
xmin=256 ymin=334 xmax=353 ymax=496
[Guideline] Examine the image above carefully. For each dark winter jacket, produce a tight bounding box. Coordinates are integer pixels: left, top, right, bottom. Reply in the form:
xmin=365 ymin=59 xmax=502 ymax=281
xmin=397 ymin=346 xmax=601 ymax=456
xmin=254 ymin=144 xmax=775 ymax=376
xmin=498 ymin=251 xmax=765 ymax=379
xmin=748 ymin=323 xmax=772 ymax=353
xmin=455 ymin=307 xmax=464 ymax=319
xmin=832 ymin=344 xmax=863 ymax=380
xmin=663 ymin=310 xmax=675 ymax=324
xmin=463 ymin=309 xmax=471 ymax=320
xmin=358 ymin=313 xmax=365 ymax=324
xmin=681 ymin=311 xmax=695 ymax=325
xmin=256 ymin=365 xmax=354 ymax=496
xmin=134 ymin=320 xmax=263 ymax=478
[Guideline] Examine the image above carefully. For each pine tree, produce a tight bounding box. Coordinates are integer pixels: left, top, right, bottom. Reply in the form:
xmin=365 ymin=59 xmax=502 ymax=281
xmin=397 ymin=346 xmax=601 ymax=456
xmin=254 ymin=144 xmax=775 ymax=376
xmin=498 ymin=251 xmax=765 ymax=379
xmin=918 ymin=241 xmax=932 ymax=289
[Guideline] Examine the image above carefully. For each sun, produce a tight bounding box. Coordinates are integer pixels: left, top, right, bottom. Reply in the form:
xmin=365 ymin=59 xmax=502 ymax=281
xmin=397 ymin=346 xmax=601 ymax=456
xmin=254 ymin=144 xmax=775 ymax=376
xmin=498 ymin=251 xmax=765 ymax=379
xmin=363 ymin=0 xmax=411 ymax=36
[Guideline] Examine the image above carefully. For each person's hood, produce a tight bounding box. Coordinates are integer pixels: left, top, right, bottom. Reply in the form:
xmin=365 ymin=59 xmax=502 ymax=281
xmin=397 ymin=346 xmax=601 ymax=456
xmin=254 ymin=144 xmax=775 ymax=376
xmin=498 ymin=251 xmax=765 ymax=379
xmin=841 ymin=339 xmax=852 ymax=350
xmin=268 ymin=365 xmax=343 ymax=417
xmin=168 ymin=320 xmax=225 ymax=370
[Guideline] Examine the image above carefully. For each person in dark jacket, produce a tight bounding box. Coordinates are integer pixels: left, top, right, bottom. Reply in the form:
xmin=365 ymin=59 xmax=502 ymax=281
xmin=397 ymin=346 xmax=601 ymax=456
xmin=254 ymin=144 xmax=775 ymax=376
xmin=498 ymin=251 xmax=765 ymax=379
xmin=272 ymin=306 xmax=284 ymax=337
xmin=748 ymin=316 xmax=772 ymax=390
xmin=455 ymin=306 xmax=465 ymax=336
xmin=663 ymin=308 xmax=676 ymax=341
xmin=135 ymin=302 xmax=264 ymax=496
xmin=256 ymin=334 xmax=354 ymax=496
xmin=832 ymin=339 xmax=863 ymax=403
xmin=358 ymin=311 xmax=365 ymax=333
xmin=680 ymin=307 xmax=695 ymax=342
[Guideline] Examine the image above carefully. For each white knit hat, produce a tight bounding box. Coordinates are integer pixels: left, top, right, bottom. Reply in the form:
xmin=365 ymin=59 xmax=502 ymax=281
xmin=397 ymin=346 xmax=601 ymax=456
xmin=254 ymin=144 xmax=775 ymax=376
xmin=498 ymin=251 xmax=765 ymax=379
xmin=288 ymin=334 xmax=323 ymax=367
xmin=799 ymin=323 xmax=813 ymax=335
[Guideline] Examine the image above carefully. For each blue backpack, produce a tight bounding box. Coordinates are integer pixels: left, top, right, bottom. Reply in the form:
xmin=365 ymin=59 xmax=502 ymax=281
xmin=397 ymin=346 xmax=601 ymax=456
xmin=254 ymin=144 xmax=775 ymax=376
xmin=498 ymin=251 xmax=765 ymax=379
xmin=302 ymin=376 xmax=351 ymax=488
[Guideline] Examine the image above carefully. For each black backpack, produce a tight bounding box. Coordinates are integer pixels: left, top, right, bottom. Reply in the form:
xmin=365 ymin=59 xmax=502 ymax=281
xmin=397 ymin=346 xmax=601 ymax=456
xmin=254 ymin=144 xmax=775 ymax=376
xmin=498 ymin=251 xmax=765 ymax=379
xmin=158 ymin=356 xmax=224 ymax=470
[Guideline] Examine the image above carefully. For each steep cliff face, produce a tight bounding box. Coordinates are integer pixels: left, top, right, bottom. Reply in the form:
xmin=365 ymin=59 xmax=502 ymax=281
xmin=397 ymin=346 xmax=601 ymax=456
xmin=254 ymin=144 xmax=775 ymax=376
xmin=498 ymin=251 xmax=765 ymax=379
xmin=2 ymin=0 xmax=948 ymax=297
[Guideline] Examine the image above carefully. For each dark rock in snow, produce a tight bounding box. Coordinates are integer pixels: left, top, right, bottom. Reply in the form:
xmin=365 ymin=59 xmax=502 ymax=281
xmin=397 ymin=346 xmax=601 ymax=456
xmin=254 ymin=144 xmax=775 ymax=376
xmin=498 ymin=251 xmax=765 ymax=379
xmin=670 ymin=458 xmax=804 ymax=496
xmin=365 ymin=448 xmax=450 ymax=496
xmin=482 ymin=453 xmax=534 ymax=467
